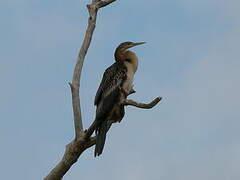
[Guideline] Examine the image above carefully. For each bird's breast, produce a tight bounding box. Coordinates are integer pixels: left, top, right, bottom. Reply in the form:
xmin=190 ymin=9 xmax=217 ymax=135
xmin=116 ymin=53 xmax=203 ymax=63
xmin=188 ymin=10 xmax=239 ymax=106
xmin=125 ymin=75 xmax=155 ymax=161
xmin=122 ymin=62 xmax=136 ymax=92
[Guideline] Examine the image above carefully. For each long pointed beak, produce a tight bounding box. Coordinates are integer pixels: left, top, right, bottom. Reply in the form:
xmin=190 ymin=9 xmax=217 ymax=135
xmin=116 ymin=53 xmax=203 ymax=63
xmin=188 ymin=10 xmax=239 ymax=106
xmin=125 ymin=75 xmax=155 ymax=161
xmin=132 ymin=42 xmax=146 ymax=47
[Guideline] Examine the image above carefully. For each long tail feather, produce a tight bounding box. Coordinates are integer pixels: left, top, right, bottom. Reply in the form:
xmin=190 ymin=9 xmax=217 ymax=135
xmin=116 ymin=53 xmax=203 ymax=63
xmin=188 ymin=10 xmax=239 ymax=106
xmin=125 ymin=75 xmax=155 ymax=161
xmin=94 ymin=119 xmax=109 ymax=157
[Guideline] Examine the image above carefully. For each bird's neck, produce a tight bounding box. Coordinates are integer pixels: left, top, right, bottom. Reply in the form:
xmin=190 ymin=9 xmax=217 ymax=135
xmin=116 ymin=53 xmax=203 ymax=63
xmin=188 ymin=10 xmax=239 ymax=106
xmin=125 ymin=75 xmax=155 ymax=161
xmin=114 ymin=47 xmax=125 ymax=62
xmin=124 ymin=50 xmax=138 ymax=73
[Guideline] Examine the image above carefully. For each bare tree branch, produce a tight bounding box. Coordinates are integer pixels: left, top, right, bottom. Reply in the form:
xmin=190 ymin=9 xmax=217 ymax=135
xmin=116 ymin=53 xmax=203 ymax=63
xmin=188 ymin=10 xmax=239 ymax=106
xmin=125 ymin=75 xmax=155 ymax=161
xmin=84 ymin=119 xmax=98 ymax=140
xmin=84 ymin=95 xmax=161 ymax=140
xmin=43 ymin=137 xmax=96 ymax=180
xmin=70 ymin=0 xmax=117 ymax=139
xmin=44 ymin=1 xmax=116 ymax=179
xmin=123 ymin=97 xmax=162 ymax=109
xmin=70 ymin=2 xmax=98 ymax=138
xmin=98 ymin=0 xmax=117 ymax=8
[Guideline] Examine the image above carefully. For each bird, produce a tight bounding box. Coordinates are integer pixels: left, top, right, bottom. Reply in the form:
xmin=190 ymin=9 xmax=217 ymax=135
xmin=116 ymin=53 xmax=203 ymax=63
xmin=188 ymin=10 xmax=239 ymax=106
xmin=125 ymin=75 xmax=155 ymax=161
xmin=94 ymin=41 xmax=145 ymax=156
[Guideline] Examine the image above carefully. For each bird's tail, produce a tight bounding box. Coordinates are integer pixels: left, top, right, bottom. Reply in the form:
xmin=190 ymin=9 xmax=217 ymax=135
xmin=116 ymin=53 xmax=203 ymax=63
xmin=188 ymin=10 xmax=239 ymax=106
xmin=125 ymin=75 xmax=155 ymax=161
xmin=94 ymin=119 xmax=109 ymax=157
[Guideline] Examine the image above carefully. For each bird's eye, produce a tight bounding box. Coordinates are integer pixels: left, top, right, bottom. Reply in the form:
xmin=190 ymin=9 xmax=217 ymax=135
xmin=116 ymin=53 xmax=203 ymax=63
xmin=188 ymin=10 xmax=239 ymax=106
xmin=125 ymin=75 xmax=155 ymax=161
xmin=125 ymin=59 xmax=131 ymax=62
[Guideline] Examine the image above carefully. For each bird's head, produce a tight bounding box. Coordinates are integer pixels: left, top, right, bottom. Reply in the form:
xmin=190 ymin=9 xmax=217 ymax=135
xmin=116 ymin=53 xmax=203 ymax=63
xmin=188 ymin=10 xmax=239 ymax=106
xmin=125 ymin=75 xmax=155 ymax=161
xmin=114 ymin=41 xmax=146 ymax=62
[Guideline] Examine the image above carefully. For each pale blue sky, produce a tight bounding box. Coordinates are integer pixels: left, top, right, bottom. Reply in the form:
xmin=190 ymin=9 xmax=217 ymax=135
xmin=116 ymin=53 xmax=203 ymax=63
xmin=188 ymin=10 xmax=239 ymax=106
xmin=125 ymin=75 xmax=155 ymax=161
xmin=1 ymin=0 xmax=240 ymax=180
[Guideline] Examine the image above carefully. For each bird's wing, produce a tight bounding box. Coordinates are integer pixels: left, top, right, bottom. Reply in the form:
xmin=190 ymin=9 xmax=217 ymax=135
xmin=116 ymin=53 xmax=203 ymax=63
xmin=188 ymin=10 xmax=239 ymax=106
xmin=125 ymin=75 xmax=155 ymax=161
xmin=94 ymin=63 xmax=127 ymax=119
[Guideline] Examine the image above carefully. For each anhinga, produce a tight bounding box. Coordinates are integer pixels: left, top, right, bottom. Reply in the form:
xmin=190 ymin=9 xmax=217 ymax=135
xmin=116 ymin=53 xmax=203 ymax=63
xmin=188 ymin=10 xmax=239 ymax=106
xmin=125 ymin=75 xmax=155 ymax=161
xmin=94 ymin=41 xmax=145 ymax=156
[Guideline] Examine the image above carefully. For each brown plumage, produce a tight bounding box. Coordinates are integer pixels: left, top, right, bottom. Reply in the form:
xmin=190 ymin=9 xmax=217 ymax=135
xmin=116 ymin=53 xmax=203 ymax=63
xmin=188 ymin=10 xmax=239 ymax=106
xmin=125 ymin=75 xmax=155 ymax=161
xmin=94 ymin=41 xmax=145 ymax=156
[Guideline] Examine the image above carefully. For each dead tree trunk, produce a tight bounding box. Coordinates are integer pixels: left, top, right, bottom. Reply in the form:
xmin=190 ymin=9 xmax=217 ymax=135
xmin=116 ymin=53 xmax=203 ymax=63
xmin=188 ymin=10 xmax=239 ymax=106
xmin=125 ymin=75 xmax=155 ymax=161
xmin=43 ymin=1 xmax=161 ymax=179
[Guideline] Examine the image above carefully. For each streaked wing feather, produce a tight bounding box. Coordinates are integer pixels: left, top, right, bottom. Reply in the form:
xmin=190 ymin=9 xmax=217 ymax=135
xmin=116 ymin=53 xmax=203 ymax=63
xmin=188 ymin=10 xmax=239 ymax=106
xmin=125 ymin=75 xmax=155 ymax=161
xmin=94 ymin=63 xmax=126 ymax=119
